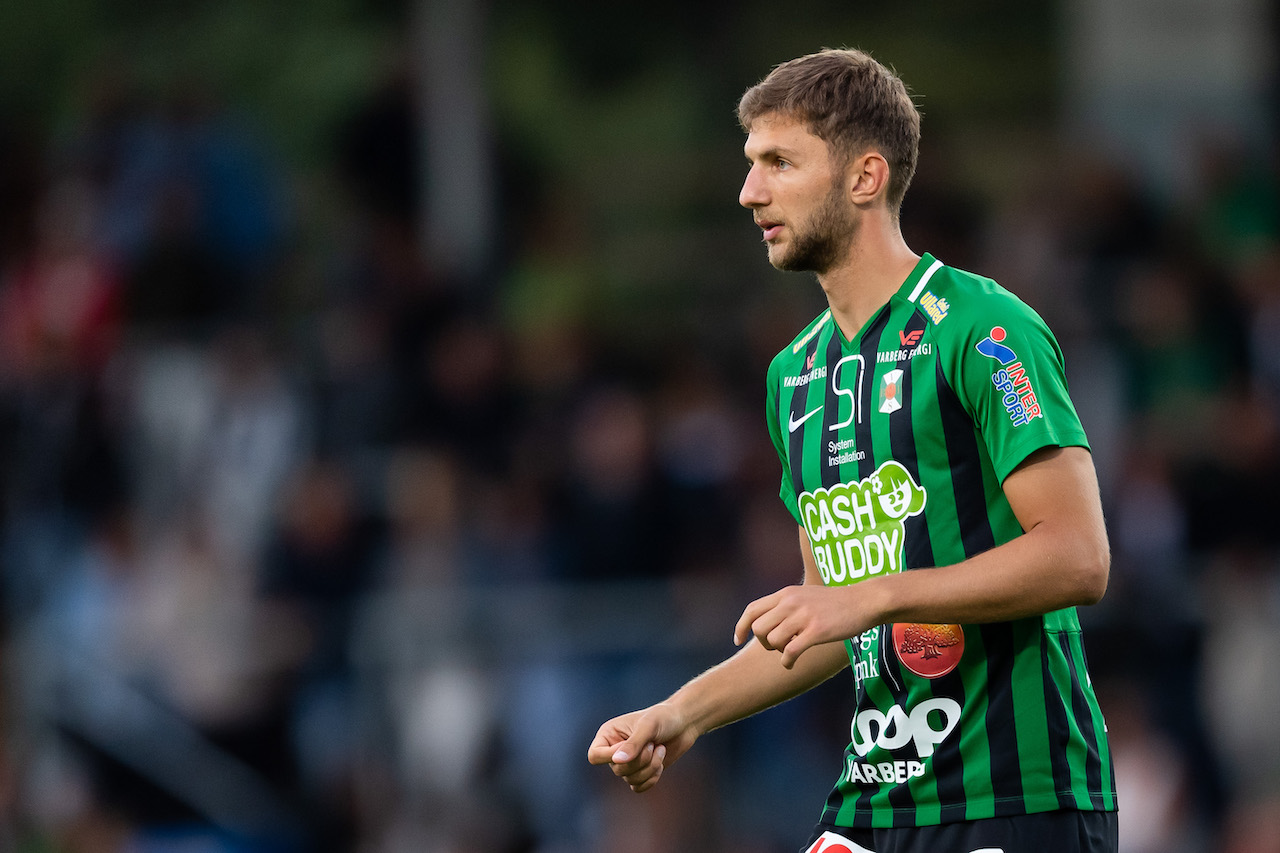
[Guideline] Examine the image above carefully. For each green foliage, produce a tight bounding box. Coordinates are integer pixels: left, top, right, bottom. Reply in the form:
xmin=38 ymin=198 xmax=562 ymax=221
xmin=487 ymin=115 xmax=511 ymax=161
xmin=0 ymin=0 xmax=399 ymax=166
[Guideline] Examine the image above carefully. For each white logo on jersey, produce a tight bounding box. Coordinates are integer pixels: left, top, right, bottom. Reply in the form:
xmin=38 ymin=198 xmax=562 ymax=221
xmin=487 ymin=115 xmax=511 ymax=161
xmin=878 ymin=368 xmax=904 ymax=414
xmin=828 ymin=354 xmax=865 ymax=430
xmin=788 ymin=405 xmax=824 ymax=433
xmin=850 ymin=697 xmax=961 ymax=759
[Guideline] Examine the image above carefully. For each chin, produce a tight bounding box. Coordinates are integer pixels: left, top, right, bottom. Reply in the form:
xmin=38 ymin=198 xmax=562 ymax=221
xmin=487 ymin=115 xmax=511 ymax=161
xmin=766 ymin=244 xmax=794 ymax=270
xmin=769 ymin=249 xmax=811 ymax=273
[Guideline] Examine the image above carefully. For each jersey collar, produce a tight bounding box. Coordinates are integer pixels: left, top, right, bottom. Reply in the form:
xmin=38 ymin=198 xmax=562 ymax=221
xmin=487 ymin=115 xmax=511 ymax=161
xmin=832 ymin=253 xmax=942 ymax=349
xmin=898 ymin=252 xmax=942 ymax=304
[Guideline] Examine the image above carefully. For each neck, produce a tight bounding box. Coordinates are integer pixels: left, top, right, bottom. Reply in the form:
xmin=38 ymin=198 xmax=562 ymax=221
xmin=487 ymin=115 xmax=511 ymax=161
xmin=817 ymin=219 xmax=919 ymax=340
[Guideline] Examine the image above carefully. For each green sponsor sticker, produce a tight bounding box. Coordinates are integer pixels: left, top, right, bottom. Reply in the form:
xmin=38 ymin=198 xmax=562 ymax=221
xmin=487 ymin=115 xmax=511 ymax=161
xmin=799 ymin=460 xmax=927 ymax=585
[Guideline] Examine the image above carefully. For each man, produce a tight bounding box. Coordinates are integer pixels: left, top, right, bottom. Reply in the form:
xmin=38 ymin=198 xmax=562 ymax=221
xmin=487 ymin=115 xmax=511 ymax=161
xmin=587 ymin=48 xmax=1118 ymax=853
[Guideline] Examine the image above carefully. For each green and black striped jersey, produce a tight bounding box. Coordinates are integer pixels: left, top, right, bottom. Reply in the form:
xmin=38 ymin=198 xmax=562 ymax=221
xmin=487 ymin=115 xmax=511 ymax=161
xmin=765 ymin=253 xmax=1117 ymax=828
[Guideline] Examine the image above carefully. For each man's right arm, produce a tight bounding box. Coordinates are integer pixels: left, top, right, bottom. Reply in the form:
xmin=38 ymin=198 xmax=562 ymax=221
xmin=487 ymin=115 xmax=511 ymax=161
xmin=587 ymin=528 xmax=849 ymax=792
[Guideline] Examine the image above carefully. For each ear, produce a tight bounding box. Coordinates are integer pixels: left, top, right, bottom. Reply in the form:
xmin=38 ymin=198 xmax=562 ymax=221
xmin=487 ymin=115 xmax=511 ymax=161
xmin=847 ymin=151 xmax=891 ymax=207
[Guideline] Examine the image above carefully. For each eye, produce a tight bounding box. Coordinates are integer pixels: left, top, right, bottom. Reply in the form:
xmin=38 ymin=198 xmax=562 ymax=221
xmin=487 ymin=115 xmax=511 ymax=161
xmin=776 ymin=158 xmax=792 ymax=171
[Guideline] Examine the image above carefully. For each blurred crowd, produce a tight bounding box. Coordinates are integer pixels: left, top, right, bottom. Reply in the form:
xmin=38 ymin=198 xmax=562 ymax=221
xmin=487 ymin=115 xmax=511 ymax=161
xmin=1 ymin=45 xmax=1280 ymax=853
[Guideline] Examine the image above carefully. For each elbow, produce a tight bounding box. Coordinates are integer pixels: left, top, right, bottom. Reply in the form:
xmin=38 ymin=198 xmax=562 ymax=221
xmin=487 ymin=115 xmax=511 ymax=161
xmin=1073 ymin=544 xmax=1110 ymax=607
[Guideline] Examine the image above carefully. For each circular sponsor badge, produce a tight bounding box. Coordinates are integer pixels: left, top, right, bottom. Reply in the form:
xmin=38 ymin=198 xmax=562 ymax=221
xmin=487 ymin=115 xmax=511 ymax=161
xmin=892 ymin=622 xmax=964 ymax=678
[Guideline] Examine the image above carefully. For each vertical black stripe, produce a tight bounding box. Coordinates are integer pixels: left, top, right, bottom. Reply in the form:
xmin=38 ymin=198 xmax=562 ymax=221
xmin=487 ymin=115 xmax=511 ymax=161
xmin=1040 ymin=631 xmax=1078 ymax=810
xmin=788 ymin=336 xmax=823 ymax=499
xmin=937 ymin=803 xmax=969 ymax=824
xmin=1061 ymin=633 xmax=1105 ymax=808
xmin=855 ymin=306 xmax=890 ymax=481
xmin=821 ymin=331 xmax=846 ymax=488
xmin=934 ymin=360 xmax=996 ymax=558
xmin=871 ymin=307 xmax=924 ymax=827
xmin=841 ymin=307 xmax=895 ymax=824
xmin=979 ymin=622 xmax=1024 ymax=810
xmin=891 ymin=311 xmax=935 ymax=572
xmin=925 ymin=667 xmax=969 ymax=824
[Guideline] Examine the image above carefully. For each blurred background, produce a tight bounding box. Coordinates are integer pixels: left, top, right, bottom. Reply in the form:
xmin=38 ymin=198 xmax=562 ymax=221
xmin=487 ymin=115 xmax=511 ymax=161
xmin=1 ymin=0 xmax=1279 ymax=851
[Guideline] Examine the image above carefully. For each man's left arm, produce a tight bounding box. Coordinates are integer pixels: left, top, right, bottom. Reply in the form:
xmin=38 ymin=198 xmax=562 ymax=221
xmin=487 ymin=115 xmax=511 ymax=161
xmin=734 ymin=445 xmax=1109 ymax=668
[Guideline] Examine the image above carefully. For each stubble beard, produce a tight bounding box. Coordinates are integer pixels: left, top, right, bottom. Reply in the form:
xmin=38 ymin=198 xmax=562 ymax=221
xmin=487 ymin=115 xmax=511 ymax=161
xmin=769 ymin=181 xmax=857 ymax=275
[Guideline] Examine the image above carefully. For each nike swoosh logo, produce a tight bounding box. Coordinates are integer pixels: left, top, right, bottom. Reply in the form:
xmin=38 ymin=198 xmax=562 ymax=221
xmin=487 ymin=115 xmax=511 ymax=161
xmin=788 ymin=405 xmax=824 ymax=433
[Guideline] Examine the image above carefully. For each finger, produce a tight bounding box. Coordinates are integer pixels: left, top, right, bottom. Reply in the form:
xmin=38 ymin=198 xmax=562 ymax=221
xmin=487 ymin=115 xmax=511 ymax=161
xmin=780 ymin=632 xmax=813 ymax=669
xmin=611 ymin=741 xmax=655 ymax=778
xmin=734 ymin=593 xmax=777 ymax=645
xmin=620 ymin=744 xmax=666 ymax=790
xmin=629 ymin=763 xmax=663 ymax=792
xmin=609 ymin=715 xmax=660 ymax=765
xmin=588 ymin=726 xmax=622 ymax=765
xmin=625 ymin=745 xmax=667 ymax=792
xmin=588 ymin=740 xmax=621 ymax=765
xmin=750 ymin=607 xmax=790 ymax=651
xmin=589 ymin=719 xmax=638 ymax=765
xmin=764 ymin=615 xmax=802 ymax=653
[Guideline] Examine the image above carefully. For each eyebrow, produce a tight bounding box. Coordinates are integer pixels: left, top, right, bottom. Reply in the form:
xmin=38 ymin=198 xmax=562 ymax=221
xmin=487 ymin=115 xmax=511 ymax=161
xmin=744 ymin=145 xmax=801 ymax=163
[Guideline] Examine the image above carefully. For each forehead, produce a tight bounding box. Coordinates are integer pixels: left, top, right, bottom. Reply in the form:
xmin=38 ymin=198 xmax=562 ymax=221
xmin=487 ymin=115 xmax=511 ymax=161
xmin=743 ymin=113 xmax=828 ymax=160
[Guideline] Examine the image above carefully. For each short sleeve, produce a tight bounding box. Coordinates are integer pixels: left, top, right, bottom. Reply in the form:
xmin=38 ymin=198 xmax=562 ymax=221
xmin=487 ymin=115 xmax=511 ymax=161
xmin=948 ymin=301 xmax=1090 ymax=483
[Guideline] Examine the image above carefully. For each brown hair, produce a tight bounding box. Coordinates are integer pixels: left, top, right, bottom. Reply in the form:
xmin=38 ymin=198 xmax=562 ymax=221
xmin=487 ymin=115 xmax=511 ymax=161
xmin=738 ymin=48 xmax=920 ymax=215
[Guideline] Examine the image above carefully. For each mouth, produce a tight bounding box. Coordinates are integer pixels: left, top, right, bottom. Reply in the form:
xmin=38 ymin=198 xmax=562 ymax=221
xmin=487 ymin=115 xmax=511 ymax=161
xmin=756 ymin=218 xmax=783 ymax=242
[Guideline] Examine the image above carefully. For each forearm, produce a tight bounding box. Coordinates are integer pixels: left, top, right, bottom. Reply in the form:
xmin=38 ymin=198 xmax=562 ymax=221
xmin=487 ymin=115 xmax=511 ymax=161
xmin=861 ymin=514 xmax=1109 ymax=626
xmin=667 ymin=637 xmax=848 ymax=737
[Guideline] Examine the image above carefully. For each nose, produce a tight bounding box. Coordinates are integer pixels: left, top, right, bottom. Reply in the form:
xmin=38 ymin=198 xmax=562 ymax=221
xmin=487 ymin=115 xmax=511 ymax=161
xmin=739 ymin=163 xmax=767 ymax=209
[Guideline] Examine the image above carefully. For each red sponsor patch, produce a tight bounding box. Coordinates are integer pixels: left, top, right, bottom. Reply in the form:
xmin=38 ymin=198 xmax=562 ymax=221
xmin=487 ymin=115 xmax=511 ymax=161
xmin=900 ymin=329 xmax=924 ymax=347
xmin=893 ymin=622 xmax=964 ymax=678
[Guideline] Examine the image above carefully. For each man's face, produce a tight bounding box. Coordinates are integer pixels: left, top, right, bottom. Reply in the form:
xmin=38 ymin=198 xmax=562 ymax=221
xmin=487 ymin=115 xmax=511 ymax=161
xmin=740 ymin=114 xmax=856 ymax=274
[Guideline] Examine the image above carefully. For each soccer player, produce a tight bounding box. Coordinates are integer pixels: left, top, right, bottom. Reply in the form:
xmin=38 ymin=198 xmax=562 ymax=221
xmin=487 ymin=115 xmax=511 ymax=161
xmin=587 ymin=48 xmax=1118 ymax=853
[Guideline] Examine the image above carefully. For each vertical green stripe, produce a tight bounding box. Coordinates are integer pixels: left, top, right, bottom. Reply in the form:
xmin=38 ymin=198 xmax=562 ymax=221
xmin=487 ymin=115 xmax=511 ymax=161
xmin=1011 ymin=618 xmax=1055 ymax=803
xmin=912 ymin=352 xmax=963 ymax=567
xmin=861 ymin=669 xmax=901 ymax=828
xmin=977 ymin=446 xmax=1019 ymax=543
xmin=955 ymin=628 xmax=994 ymax=820
xmin=905 ymin=745 xmax=941 ymax=827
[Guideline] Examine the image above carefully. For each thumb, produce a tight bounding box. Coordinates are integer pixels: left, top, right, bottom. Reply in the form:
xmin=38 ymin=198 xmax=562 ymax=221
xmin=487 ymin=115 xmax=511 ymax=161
xmin=610 ymin=714 xmax=662 ymax=764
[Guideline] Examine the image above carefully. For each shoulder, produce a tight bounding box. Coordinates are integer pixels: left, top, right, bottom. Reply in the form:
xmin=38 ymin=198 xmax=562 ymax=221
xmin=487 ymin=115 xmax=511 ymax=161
xmin=913 ymin=262 xmax=1054 ymax=347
